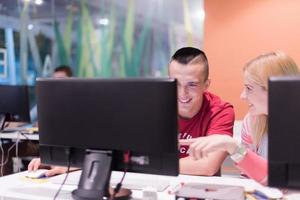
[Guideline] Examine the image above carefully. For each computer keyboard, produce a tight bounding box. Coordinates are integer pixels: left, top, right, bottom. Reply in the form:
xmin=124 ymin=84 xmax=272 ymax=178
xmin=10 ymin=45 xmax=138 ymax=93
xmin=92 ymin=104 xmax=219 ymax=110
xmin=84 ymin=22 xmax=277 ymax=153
xmin=50 ymin=170 xmax=173 ymax=192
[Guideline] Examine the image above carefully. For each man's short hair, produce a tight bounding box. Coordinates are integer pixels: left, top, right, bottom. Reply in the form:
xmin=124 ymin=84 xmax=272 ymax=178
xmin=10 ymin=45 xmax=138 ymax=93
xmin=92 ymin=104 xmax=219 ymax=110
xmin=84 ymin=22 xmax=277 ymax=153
xmin=54 ymin=65 xmax=73 ymax=77
xmin=171 ymin=47 xmax=209 ymax=80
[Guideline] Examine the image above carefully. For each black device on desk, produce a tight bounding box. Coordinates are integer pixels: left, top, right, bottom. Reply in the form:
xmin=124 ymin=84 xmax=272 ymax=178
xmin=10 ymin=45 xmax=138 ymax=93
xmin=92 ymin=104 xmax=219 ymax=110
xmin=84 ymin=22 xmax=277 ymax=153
xmin=269 ymin=76 xmax=300 ymax=188
xmin=36 ymin=78 xmax=179 ymax=200
xmin=0 ymin=85 xmax=31 ymax=130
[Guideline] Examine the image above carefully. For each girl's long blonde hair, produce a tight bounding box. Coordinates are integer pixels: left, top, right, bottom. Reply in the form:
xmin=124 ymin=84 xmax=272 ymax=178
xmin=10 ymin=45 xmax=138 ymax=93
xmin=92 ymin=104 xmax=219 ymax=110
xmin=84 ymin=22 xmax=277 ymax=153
xmin=244 ymin=52 xmax=299 ymax=146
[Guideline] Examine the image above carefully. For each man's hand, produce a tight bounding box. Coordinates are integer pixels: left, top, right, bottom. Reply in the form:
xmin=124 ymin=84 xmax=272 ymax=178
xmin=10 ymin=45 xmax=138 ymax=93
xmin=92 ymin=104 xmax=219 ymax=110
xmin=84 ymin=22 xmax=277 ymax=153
xmin=179 ymin=134 xmax=238 ymax=160
xmin=27 ymin=157 xmax=75 ymax=177
xmin=27 ymin=158 xmax=42 ymax=171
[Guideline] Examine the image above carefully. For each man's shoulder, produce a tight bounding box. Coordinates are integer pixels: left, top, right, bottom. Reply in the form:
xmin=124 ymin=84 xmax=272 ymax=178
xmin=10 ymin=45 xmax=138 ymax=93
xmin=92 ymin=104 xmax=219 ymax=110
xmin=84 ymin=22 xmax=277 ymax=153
xmin=203 ymin=91 xmax=233 ymax=109
xmin=199 ymin=92 xmax=234 ymax=124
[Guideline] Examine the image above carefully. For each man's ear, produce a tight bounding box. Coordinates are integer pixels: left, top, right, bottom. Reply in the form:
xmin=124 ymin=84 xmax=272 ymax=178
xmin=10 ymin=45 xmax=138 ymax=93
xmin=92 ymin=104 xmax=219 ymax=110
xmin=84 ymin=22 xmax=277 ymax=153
xmin=204 ymin=79 xmax=211 ymax=90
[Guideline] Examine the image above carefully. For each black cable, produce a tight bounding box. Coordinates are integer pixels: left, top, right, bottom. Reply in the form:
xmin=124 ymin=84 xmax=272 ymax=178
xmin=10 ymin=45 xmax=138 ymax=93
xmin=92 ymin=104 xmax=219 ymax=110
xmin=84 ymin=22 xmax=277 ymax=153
xmin=110 ymin=151 xmax=130 ymax=200
xmin=53 ymin=148 xmax=71 ymax=200
xmin=19 ymin=132 xmax=38 ymax=148
xmin=19 ymin=132 xmax=30 ymax=140
xmin=0 ymin=142 xmax=17 ymax=167
xmin=110 ymin=169 xmax=127 ymax=200
xmin=0 ymin=140 xmax=19 ymax=177
xmin=0 ymin=131 xmax=37 ymax=176
xmin=0 ymin=141 xmax=4 ymax=176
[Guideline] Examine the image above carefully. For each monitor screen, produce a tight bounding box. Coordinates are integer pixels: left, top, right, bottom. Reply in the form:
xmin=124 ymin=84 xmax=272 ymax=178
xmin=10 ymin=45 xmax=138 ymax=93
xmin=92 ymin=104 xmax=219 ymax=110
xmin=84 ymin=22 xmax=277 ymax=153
xmin=36 ymin=78 xmax=179 ymax=199
xmin=268 ymin=76 xmax=300 ymax=188
xmin=0 ymin=85 xmax=30 ymax=130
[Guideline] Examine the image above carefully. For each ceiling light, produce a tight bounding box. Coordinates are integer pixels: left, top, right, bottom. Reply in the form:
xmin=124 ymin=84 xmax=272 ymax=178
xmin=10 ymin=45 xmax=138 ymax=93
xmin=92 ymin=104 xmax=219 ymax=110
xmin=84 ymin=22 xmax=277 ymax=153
xmin=197 ymin=10 xmax=205 ymax=21
xmin=98 ymin=18 xmax=109 ymax=26
xmin=28 ymin=24 xmax=34 ymax=30
xmin=35 ymin=0 xmax=43 ymax=5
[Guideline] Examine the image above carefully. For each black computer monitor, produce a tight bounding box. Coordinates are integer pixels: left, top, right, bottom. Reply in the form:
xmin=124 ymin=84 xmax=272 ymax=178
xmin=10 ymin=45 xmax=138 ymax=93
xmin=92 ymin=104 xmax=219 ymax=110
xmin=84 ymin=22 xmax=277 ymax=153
xmin=36 ymin=78 xmax=179 ymax=199
xmin=0 ymin=85 xmax=30 ymax=130
xmin=268 ymin=76 xmax=300 ymax=188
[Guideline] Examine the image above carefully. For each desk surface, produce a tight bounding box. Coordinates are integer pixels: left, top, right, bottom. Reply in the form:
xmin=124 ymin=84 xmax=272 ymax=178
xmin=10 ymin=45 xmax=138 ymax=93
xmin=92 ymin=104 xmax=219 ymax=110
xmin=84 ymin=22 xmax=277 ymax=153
xmin=0 ymin=131 xmax=39 ymax=141
xmin=1 ymin=170 xmax=299 ymax=200
xmin=0 ymin=171 xmax=173 ymax=200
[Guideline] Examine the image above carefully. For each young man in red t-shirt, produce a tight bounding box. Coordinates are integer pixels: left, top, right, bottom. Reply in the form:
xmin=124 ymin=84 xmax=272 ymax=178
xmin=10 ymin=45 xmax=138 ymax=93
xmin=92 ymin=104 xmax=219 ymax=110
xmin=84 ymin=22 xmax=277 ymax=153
xmin=28 ymin=48 xmax=234 ymax=178
xmin=169 ymin=47 xmax=235 ymax=176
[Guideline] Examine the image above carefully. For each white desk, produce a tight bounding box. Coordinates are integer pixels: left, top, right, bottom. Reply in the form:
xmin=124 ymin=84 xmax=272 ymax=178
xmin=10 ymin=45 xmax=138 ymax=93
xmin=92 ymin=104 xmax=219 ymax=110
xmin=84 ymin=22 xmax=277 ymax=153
xmin=0 ymin=171 xmax=75 ymax=200
xmin=0 ymin=171 xmax=173 ymax=200
xmin=1 ymin=170 xmax=299 ymax=200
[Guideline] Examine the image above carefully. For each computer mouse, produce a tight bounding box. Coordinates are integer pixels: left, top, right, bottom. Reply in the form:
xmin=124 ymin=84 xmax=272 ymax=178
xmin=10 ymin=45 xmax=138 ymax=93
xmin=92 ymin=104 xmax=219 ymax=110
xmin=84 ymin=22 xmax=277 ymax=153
xmin=25 ymin=169 xmax=48 ymax=179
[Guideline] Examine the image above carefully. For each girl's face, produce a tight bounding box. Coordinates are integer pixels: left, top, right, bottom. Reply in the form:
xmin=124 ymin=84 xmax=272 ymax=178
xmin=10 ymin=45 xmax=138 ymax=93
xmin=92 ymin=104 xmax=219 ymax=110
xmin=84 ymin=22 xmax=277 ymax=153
xmin=240 ymin=72 xmax=268 ymax=116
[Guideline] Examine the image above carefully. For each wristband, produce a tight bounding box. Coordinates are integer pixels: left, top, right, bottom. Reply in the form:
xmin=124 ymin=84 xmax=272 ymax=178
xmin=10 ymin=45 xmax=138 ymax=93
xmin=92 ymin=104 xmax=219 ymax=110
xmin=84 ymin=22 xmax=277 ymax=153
xmin=230 ymin=144 xmax=247 ymax=163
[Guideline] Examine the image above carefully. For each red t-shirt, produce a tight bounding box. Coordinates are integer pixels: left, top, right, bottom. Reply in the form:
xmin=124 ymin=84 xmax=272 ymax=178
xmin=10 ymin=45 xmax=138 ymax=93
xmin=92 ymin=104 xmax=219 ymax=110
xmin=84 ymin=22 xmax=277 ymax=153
xmin=178 ymin=91 xmax=235 ymax=158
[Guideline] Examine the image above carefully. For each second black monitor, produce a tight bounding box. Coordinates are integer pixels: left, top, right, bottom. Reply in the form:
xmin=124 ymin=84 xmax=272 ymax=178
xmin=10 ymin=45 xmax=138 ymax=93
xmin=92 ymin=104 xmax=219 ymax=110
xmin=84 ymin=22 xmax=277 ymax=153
xmin=269 ymin=76 xmax=300 ymax=188
xmin=0 ymin=85 xmax=30 ymax=130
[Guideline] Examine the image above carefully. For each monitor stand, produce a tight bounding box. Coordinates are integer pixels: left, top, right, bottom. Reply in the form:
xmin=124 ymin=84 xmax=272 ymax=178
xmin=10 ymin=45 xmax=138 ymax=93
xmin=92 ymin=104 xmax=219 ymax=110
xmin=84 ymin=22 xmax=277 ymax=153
xmin=72 ymin=150 xmax=112 ymax=200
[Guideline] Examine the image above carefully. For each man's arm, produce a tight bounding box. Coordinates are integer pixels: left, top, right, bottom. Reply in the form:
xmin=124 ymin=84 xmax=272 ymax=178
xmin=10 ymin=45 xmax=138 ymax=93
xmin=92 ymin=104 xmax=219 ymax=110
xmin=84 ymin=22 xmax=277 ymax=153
xmin=179 ymin=102 xmax=235 ymax=176
xmin=28 ymin=158 xmax=79 ymax=177
xmin=180 ymin=150 xmax=227 ymax=176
